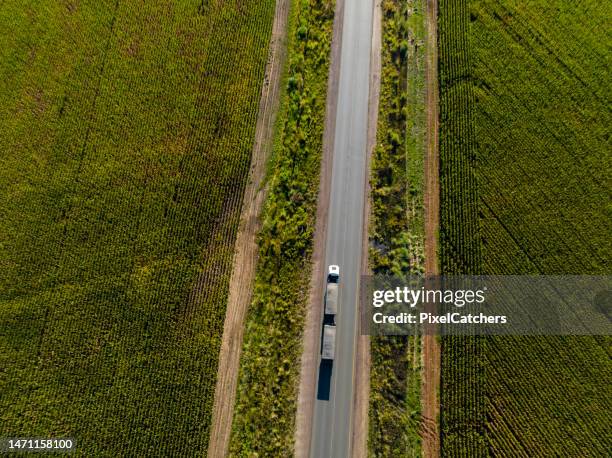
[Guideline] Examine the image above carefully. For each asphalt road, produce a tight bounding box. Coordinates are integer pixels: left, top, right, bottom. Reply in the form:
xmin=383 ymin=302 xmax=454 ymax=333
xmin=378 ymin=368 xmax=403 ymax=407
xmin=310 ymin=0 xmax=374 ymax=456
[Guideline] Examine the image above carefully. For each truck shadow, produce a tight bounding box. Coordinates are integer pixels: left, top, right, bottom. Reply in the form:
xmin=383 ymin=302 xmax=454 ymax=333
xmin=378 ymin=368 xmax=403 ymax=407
xmin=316 ymin=359 xmax=333 ymax=400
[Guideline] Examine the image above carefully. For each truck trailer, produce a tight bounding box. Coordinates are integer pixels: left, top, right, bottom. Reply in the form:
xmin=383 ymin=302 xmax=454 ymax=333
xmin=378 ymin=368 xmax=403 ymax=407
xmin=325 ymin=283 xmax=338 ymax=316
xmin=321 ymin=325 xmax=337 ymax=360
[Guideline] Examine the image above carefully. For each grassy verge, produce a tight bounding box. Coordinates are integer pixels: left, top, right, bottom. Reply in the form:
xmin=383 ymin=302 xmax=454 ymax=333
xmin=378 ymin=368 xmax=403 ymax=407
xmin=439 ymin=0 xmax=611 ymax=455
xmin=0 ymin=1 xmax=276 ymax=454
xmin=367 ymin=1 xmax=427 ymax=456
xmin=228 ymin=0 xmax=335 ymax=455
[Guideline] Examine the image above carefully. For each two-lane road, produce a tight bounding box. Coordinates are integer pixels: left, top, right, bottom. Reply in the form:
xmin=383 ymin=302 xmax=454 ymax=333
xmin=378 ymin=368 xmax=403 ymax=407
xmin=310 ymin=0 xmax=374 ymax=456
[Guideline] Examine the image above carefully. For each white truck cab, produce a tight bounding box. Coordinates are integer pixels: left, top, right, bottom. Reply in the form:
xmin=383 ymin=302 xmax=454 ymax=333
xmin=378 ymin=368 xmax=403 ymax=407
xmin=328 ymin=264 xmax=340 ymax=282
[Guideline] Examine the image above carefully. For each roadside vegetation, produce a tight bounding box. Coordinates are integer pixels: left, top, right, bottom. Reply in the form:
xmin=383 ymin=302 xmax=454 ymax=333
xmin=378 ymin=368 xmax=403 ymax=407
xmin=228 ymin=0 xmax=335 ymax=455
xmin=367 ymin=0 xmax=427 ymax=456
xmin=439 ymin=0 xmax=611 ymax=455
xmin=0 ymin=0 xmax=276 ymax=454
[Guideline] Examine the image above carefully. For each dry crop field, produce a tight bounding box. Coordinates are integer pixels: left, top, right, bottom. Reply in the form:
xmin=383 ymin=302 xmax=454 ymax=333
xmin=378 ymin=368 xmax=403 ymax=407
xmin=0 ymin=0 xmax=275 ymax=454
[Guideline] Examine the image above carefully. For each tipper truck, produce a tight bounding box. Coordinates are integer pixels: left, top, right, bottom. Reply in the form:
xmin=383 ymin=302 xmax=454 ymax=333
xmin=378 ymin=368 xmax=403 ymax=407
xmin=325 ymin=283 xmax=338 ymax=316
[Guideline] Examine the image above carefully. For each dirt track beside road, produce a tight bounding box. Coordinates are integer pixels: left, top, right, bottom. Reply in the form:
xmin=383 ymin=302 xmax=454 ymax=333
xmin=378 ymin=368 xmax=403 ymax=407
xmin=422 ymin=0 xmax=441 ymax=456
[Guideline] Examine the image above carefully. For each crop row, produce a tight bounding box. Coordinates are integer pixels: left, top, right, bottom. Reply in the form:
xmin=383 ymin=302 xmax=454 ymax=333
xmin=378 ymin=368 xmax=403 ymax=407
xmin=438 ymin=0 xmax=486 ymax=455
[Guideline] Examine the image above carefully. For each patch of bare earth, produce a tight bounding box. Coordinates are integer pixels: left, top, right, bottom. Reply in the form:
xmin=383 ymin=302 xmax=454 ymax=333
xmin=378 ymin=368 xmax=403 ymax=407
xmin=206 ymin=0 xmax=290 ymax=456
xmin=293 ymin=0 xmax=345 ymax=456
xmin=421 ymin=0 xmax=441 ymax=457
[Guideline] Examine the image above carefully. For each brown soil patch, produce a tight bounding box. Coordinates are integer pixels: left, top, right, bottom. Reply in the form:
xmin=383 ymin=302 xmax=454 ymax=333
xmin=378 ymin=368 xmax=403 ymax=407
xmin=422 ymin=0 xmax=441 ymax=456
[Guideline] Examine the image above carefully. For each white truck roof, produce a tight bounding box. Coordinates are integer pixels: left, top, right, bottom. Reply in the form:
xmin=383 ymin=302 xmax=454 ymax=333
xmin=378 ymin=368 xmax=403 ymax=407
xmin=321 ymin=325 xmax=336 ymax=360
xmin=325 ymin=282 xmax=338 ymax=315
xmin=328 ymin=264 xmax=340 ymax=279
